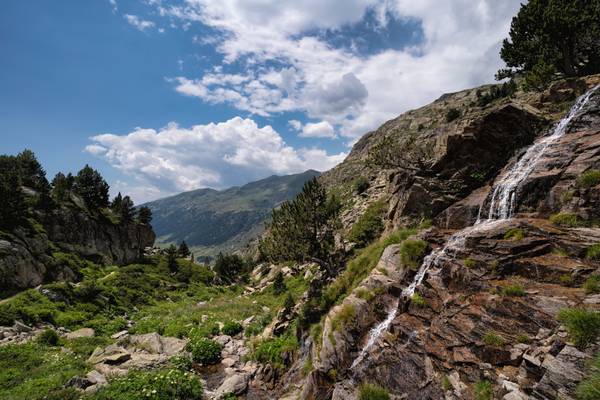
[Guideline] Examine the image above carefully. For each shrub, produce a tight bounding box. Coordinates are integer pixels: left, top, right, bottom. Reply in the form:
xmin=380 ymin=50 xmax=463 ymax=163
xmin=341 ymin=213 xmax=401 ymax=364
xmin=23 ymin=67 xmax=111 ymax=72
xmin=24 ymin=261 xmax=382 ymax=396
xmin=501 ymin=284 xmax=526 ymax=297
xmin=445 ymin=108 xmax=460 ymax=122
xmin=221 ymin=321 xmax=243 ymax=336
xmin=250 ymin=334 xmax=298 ymax=368
xmin=584 ymin=276 xmax=600 ymax=294
xmin=516 ymin=334 xmax=531 ymax=344
xmin=331 ymin=303 xmax=356 ymax=331
xmin=170 ymin=355 xmax=192 ymax=371
xmin=482 ymin=331 xmax=505 ymax=347
xmin=587 ymin=244 xmax=600 ymax=261
xmin=37 ymin=329 xmax=60 ymax=346
xmin=244 ymin=322 xmax=264 ymax=337
xmin=353 ymin=177 xmax=370 ymax=194
xmin=576 ymin=352 xmax=600 ymax=400
xmin=558 ymin=308 xmax=600 ymax=349
xmin=550 ymin=212 xmax=587 ymax=228
xmin=400 ymin=239 xmax=428 ymax=270
xmin=186 ymin=338 xmax=223 ymax=365
xmin=463 ymin=258 xmax=477 ymax=268
xmin=348 ymin=201 xmax=386 ymax=247
xmin=91 ymin=369 xmax=203 ymax=400
xmin=410 ymin=293 xmax=427 ymax=308
xmin=578 ymin=170 xmax=600 ymax=189
xmin=442 ymin=376 xmax=453 ymax=391
xmin=474 ymin=380 xmax=493 ymax=400
xmin=504 ymin=228 xmax=525 ymax=241
xmin=358 ymin=383 xmax=390 ymax=400
xmin=0 ymin=305 xmax=16 ymax=326
xmin=272 ymin=271 xmax=286 ymax=295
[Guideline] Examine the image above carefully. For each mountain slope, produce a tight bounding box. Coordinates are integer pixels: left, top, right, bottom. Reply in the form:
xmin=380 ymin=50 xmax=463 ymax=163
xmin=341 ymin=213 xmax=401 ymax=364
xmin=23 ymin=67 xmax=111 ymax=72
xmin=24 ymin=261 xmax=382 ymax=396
xmin=144 ymin=170 xmax=321 ymax=258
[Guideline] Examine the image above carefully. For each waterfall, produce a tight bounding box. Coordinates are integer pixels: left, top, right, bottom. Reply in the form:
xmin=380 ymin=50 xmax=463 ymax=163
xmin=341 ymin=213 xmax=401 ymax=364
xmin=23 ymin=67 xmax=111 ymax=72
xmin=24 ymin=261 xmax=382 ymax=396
xmin=350 ymin=85 xmax=598 ymax=369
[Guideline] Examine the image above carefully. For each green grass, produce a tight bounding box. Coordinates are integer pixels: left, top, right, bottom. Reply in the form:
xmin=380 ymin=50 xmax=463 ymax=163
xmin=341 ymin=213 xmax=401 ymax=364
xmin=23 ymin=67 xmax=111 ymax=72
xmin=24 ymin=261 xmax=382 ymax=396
xmin=482 ymin=331 xmax=505 ymax=347
xmin=558 ymin=308 xmax=600 ymax=349
xmin=550 ymin=212 xmax=587 ymax=228
xmin=0 ymin=343 xmax=88 ymax=400
xmin=348 ymin=201 xmax=386 ymax=248
xmin=501 ymin=284 xmax=526 ymax=297
xmin=442 ymin=376 xmax=453 ymax=391
xmin=331 ymin=303 xmax=356 ymax=331
xmin=400 ymin=239 xmax=428 ymax=270
xmin=584 ymin=276 xmax=600 ymax=294
xmin=587 ymin=244 xmax=600 ymax=261
xmin=578 ymin=170 xmax=600 ymax=189
xmin=410 ymin=293 xmax=427 ymax=308
xmin=463 ymin=258 xmax=477 ymax=268
xmin=504 ymin=228 xmax=525 ymax=241
xmin=516 ymin=334 xmax=531 ymax=344
xmin=249 ymin=333 xmax=299 ymax=369
xmin=577 ymin=352 xmax=600 ymax=400
xmin=358 ymin=383 xmax=390 ymax=400
xmin=474 ymin=380 xmax=493 ymax=400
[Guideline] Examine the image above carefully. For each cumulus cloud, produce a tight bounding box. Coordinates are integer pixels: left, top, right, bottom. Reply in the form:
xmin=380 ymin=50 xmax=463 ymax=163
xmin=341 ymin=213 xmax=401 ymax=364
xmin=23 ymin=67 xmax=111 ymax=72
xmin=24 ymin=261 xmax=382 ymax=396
xmin=85 ymin=117 xmax=346 ymax=202
xmin=300 ymin=121 xmax=336 ymax=138
xmin=156 ymin=0 xmax=521 ymax=139
xmin=124 ymin=14 xmax=156 ymax=31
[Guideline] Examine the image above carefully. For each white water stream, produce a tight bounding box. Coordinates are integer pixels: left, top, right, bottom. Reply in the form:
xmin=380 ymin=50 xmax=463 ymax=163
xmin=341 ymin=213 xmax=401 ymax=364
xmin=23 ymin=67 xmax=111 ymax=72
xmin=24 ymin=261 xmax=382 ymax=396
xmin=351 ymin=85 xmax=599 ymax=369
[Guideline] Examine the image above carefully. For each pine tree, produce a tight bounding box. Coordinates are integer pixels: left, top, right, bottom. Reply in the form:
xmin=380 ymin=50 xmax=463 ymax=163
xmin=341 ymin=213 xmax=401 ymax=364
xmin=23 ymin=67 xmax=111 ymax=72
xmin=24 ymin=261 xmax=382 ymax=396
xmin=51 ymin=172 xmax=74 ymax=203
xmin=73 ymin=165 xmax=110 ymax=209
xmin=272 ymin=271 xmax=285 ymax=295
xmin=0 ymin=156 xmax=26 ymax=228
xmin=16 ymin=149 xmax=50 ymax=195
xmin=178 ymin=241 xmax=191 ymax=258
xmin=213 ymin=252 xmax=246 ymax=284
xmin=283 ymin=292 xmax=295 ymax=312
xmin=165 ymin=244 xmax=178 ymax=273
xmin=120 ymin=195 xmax=135 ymax=223
xmin=137 ymin=206 xmax=153 ymax=224
xmin=497 ymin=0 xmax=600 ymax=88
xmin=110 ymin=192 xmax=123 ymax=213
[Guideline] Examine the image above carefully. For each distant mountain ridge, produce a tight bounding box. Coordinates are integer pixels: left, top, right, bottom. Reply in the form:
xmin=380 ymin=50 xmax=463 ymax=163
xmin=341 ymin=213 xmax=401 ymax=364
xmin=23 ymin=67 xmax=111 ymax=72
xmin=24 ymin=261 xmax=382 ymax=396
xmin=143 ymin=170 xmax=321 ymax=259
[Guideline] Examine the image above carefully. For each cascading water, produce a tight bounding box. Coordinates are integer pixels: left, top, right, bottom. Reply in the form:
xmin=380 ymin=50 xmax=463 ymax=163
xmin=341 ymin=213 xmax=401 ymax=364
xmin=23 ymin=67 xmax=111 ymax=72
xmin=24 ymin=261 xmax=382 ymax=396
xmin=351 ymin=85 xmax=599 ymax=369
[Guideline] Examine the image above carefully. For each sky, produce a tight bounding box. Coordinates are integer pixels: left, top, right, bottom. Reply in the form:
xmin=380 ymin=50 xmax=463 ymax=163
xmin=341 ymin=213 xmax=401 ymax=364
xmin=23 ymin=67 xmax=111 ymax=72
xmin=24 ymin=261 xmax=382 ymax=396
xmin=0 ymin=0 xmax=523 ymax=203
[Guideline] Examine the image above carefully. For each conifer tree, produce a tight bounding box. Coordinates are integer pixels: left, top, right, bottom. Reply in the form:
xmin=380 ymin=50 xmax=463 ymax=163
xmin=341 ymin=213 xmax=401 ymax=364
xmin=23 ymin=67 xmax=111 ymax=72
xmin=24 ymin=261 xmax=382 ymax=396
xmin=16 ymin=149 xmax=50 ymax=195
xmin=51 ymin=172 xmax=74 ymax=203
xmin=73 ymin=165 xmax=110 ymax=209
xmin=165 ymin=244 xmax=178 ymax=273
xmin=272 ymin=271 xmax=285 ymax=295
xmin=178 ymin=240 xmax=191 ymax=258
xmin=120 ymin=195 xmax=135 ymax=223
xmin=110 ymin=192 xmax=123 ymax=213
xmin=0 ymin=156 xmax=26 ymax=228
xmin=137 ymin=206 xmax=153 ymax=224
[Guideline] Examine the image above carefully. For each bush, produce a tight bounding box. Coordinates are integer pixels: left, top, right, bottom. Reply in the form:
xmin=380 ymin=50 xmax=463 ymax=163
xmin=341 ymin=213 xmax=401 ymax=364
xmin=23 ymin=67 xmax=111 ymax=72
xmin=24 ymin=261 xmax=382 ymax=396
xmin=250 ymin=334 xmax=298 ymax=369
xmin=501 ymin=284 xmax=525 ymax=297
xmin=0 ymin=305 xmax=16 ymax=326
xmin=516 ymin=334 xmax=531 ymax=344
xmin=463 ymin=258 xmax=477 ymax=268
xmin=482 ymin=331 xmax=505 ymax=347
xmin=348 ymin=201 xmax=386 ymax=247
xmin=37 ymin=329 xmax=60 ymax=346
xmin=550 ymin=213 xmax=587 ymax=228
xmin=358 ymin=383 xmax=390 ymax=400
xmin=474 ymin=380 xmax=493 ymax=400
xmin=221 ymin=321 xmax=243 ymax=336
xmin=587 ymin=244 xmax=600 ymax=261
xmin=91 ymin=369 xmax=203 ymax=400
xmin=577 ymin=352 xmax=600 ymax=400
xmin=353 ymin=177 xmax=370 ymax=194
xmin=170 ymin=355 xmax=192 ymax=371
xmin=584 ymin=276 xmax=600 ymax=295
xmin=558 ymin=308 xmax=600 ymax=349
xmin=578 ymin=170 xmax=600 ymax=189
xmin=186 ymin=338 xmax=223 ymax=365
xmin=504 ymin=228 xmax=525 ymax=241
xmin=400 ymin=239 xmax=428 ymax=270
xmin=445 ymin=108 xmax=460 ymax=122
xmin=331 ymin=303 xmax=356 ymax=331
xmin=410 ymin=293 xmax=427 ymax=308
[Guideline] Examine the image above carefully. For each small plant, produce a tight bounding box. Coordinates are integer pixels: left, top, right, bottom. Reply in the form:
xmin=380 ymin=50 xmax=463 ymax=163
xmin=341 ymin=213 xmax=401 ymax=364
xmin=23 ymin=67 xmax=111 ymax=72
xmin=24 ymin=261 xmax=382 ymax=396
xmin=558 ymin=308 xmax=600 ymax=349
xmin=170 ymin=354 xmax=192 ymax=371
xmin=445 ymin=108 xmax=461 ymax=122
xmin=283 ymin=292 xmax=295 ymax=311
xmin=583 ymin=275 xmax=600 ymax=294
xmin=272 ymin=271 xmax=286 ymax=295
xmin=250 ymin=334 xmax=298 ymax=369
xmin=516 ymin=333 xmax=531 ymax=344
xmin=482 ymin=331 xmax=505 ymax=347
xmin=331 ymin=303 xmax=356 ymax=331
xmin=463 ymin=258 xmax=477 ymax=268
xmin=221 ymin=321 xmax=243 ymax=336
xmin=576 ymin=352 xmax=600 ymax=400
xmin=410 ymin=293 xmax=427 ymax=308
xmin=550 ymin=212 xmax=587 ymax=228
xmin=358 ymin=383 xmax=390 ymax=400
xmin=587 ymin=244 xmax=600 ymax=261
xmin=186 ymin=337 xmax=223 ymax=365
xmin=474 ymin=380 xmax=493 ymax=400
xmin=504 ymin=228 xmax=525 ymax=241
xmin=442 ymin=375 xmax=453 ymax=391
xmin=353 ymin=176 xmax=370 ymax=194
xmin=559 ymin=274 xmax=574 ymax=286
xmin=578 ymin=170 xmax=600 ymax=189
xmin=400 ymin=239 xmax=428 ymax=270
xmin=553 ymin=247 xmax=569 ymax=257
xmin=348 ymin=201 xmax=386 ymax=247
xmin=501 ymin=284 xmax=526 ymax=297
xmin=37 ymin=328 xmax=60 ymax=346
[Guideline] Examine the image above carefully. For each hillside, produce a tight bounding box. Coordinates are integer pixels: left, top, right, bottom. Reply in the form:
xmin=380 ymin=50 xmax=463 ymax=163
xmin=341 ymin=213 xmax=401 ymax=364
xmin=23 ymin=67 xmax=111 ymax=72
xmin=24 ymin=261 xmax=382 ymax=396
xmin=144 ymin=170 xmax=320 ymax=259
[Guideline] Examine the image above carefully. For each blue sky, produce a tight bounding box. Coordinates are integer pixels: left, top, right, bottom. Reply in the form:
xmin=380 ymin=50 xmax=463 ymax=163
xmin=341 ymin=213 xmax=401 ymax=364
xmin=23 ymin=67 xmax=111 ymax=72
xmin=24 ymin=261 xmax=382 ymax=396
xmin=0 ymin=0 xmax=522 ymax=202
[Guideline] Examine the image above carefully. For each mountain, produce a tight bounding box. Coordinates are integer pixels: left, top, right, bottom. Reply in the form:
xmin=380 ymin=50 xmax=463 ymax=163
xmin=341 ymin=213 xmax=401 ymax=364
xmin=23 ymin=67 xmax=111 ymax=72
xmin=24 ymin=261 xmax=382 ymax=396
xmin=143 ymin=170 xmax=321 ymax=259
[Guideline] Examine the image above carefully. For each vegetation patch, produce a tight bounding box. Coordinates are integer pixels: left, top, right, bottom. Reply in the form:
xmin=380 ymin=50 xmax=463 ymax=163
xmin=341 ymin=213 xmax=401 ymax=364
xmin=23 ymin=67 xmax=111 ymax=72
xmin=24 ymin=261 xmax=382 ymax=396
xmin=549 ymin=213 xmax=587 ymax=228
xmin=501 ymin=284 xmax=526 ymax=297
xmin=331 ymin=303 xmax=356 ymax=332
xmin=578 ymin=170 xmax=600 ymax=189
xmin=358 ymin=383 xmax=390 ymax=400
xmin=576 ymin=352 xmax=600 ymax=400
xmin=410 ymin=293 xmax=427 ymax=308
xmin=221 ymin=321 xmax=243 ymax=336
xmin=445 ymin=108 xmax=461 ymax=122
xmin=353 ymin=176 xmax=370 ymax=194
xmin=586 ymin=244 xmax=600 ymax=261
xmin=186 ymin=337 xmax=223 ymax=365
xmin=482 ymin=331 xmax=505 ymax=347
xmin=37 ymin=328 xmax=60 ymax=346
xmin=583 ymin=276 xmax=600 ymax=295
xmin=400 ymin=239 xmax=428 ymax=270
xmin=504 ymin=228 xmax=525 ymax=241
xmin=558 ymin=308 xmax=600 ymax=349
xmin=463 ymin=258 xmax=477 ymax=268
xmin=348 ymin=201 xmax=386 ymax=248
xmin=516 ymin=334 xmax=531 ymax=344
xmin=474 ymin=380 xmax=493 ymax=400
xmin=250 ymin=333 xmax=298 ymax=369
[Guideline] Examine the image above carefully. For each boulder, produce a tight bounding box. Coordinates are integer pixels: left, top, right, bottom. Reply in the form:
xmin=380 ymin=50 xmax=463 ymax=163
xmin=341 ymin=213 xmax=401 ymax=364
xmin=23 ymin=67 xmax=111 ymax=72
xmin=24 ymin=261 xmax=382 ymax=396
xmin=87 ymin=345 xmax=131 ymax=365
xmin=66 ymin=328 xmax=95 ymax=340
xmin=214 ymin=373 xmax=250 ymax=398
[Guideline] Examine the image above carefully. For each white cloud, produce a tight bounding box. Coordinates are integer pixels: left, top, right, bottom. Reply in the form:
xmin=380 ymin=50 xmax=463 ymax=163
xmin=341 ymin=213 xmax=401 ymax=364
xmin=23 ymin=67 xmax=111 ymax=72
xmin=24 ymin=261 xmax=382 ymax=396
xmin=288 ymin=119 xmax=303 ymax=131
xmin=300 ymin=121 xmax=336 ymax=138
xmin=124 ymin=14 xmax=156 ymax=31
xmin=85 ymin=117 xmax=346 ymax=202
xmin=157 ymin=0 xmax=522 ymax=139
xmin=108 ymin=0 xmax=117 ymax=12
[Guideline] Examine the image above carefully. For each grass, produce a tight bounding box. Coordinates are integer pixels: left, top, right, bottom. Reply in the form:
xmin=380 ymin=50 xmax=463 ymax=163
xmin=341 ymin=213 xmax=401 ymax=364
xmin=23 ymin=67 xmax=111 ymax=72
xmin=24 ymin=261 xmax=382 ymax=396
xmin=410 ymin=293 xmax=427 ymax=308
xmin=400 ymin=239 xmax=428 ymax=270
xmin=474 ymin=380 xmax=493 ymax=400
xmin=463 ymin=258 xmax=477 ymax=268
xmin=577 ymin=352 xmax=600 ymax=400
xmin=584 ymin=276 xmax=600 ymax=294
xmin=504 ymin=228 xmax=525 ymax=241
xmin=482 ymin=331 xmax=505 ymax=347
xmin=249 ymin=333 xmax=299 ymax=369
xmin=550 ymin=212 xmax=587 ymax=228
xmin=442 ymin=376 xmax=453 ymax=391
xmin=501 ymin=284 xmax=526 ymax=297
xmin=587 ymin=244 xmax=600 ymax=261
xmin=358 ymin=383 xmax=390 ymax=400
xmin=578 ymin=170 xmax=600 ymax=189
xmin=516 ymin=334 xmax=531 ymax=344
xmin=348 ymin=201 xmax=386 ymax=248
xmin=558 ymin=308 xmax=600 ymax=349
xmin=331 ymin=303 xmax=356 ymax=331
